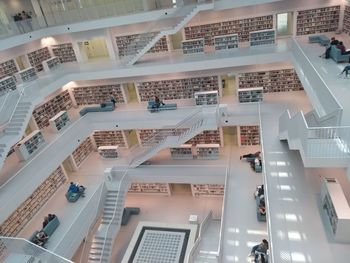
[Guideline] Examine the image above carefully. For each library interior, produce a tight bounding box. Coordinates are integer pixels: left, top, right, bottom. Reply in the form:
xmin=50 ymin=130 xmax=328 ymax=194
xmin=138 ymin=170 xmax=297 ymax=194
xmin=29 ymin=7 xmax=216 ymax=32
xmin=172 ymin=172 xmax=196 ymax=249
xmin=1 ymin=0 xmax=350 ymax=262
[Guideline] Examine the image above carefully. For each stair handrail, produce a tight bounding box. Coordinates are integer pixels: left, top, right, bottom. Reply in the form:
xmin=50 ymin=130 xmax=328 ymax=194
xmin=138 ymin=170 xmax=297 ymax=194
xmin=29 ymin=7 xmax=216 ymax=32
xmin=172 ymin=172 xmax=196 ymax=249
xmin=0 ymin=236 xmax=72 ymax=263
xmin=99 ymin=169 xmax=129 ymax=263
xmin=124 ymin=2 xmax=199 ymax=64
xmin=0 ymin=85 xmax=25 ymax=131
xmin=187 ymin=210 xmax=213 ymax=262
xmin=128 ymin=108 xmax=203 ymax=165
xmin=78 ymin=182 xmax=106 ymax=263
xmin=258 ymin=103 xmax=274 ymax=263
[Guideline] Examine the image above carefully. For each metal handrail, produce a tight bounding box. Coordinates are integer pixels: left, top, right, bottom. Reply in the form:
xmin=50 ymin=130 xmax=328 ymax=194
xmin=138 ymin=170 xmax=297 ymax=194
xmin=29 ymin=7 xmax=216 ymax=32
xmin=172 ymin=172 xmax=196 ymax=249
xmin=258 ymin=103 xmax=273 ymax=263
xmin=0 ymin=236 xmax=72 ymax=262
xmin=187 ymin=210 xmax=213 ymax=262
xmin=99 ymin=169 xmax=129 ymax=263
xmin=0 ymin=88 xmax=24 ymax=131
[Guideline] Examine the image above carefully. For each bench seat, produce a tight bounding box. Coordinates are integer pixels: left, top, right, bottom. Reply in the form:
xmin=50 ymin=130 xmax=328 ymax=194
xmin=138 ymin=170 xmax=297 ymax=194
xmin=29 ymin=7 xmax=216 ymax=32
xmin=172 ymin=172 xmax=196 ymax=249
xmin=79 ymin=102 xmax=115 ymax=116
xmin=308 ymin=35 xmax=330 ymax=46
xmin=147 ymin=101 xmax=177 ymax=112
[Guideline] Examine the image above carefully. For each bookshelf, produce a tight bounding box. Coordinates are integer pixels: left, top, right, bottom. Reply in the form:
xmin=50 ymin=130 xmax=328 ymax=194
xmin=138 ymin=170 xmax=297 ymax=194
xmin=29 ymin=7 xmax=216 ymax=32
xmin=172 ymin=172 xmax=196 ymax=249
xmin=32 ymin=90 xmax=73 ymax=129
xmin=344 ymin=6 xmax=350 ymax=35
xmin=72 ymin=84 xmax=125 ymax=105
xmin=249 ymin=29 xmax=275 ymax=46
xmin=182 ymin=39 xmax=205 ymax=54
xmin=0 ymin=166 xmax=66 ymax=237
xmin=98 ymin=146 xmax=119 ymax=158
xmin=194 ymin=90 xmax=218 ymax=105
xmin=92 ymin=130 xmax=127 ymax=148
xmin=320 ymin=178 xmax=350 ymax=242
xmin=0 ymin=59 xmax=18 ymax=79
xmin=51 ymin=43 xmax=77 ymax=63
xmin=237 ymin=68 xmax=303 ymax=93
xmin=49 ymin=110 xmax=70 ymax=133
xmin=170 ymin=144 xmax=193 ymax=159
xmin=186 ymin=129 xmax=222 ymax=146
xmin=184 ymin=15 xmax=273 ymax=45
xmin=15 ymin=67 xmax=37 ymax=83
xmin=42 ymin=57 xmax=60 ymax=72
xmin=128 ymin=183 xmax=171 ymax=195
xmin=115 ymin=33 xmax=168 ymax=57
xmin=214 ymin=34 xmax=238 ymax=51
xmin=71 ymin=137 xmax=94 ymax=168
xmin=137 ymin=129 xmax=170 ymax=146
xmin=191 ymin=184 xmax=224 ymax=197
xmin=136 ymin=76 xmax=219 ymax=101
xmin=15 ymin=130 xmax=45 ymax=161
xmin=27 ymin=47 xmax=51 ymax=72
xmin=237 ymin=87 xmax=263 ymax=103
xmin=238 ymin=125 xmax=260 ymax=146
xmin=196 ymin=144 xmax=220 ymax=159
xmin=296 ymin=6 xmax=340 ymax=36
xmin=0 ymin=76 xmax=16 ymax=96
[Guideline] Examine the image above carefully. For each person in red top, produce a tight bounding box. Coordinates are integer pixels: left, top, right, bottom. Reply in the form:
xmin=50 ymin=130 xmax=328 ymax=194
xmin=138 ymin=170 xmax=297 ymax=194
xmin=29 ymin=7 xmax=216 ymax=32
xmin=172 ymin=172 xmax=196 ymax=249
xmin=336 ymin=41 xmax=350 ymax=55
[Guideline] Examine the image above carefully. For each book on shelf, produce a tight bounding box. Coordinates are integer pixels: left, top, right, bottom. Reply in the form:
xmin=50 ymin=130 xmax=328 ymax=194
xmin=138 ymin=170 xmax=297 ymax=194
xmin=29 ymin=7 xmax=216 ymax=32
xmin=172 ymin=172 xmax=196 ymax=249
xmin=27 ymin=47 xmax=51 ymax=72
xmin=238 ymin=125 xmax=260 ymax=146
xmin=191 ymin=184 xmax=224 ymax=197
xmin=237 ymin=87 xmax=263 ymax=103
xmin=15 ymin=130 xmax=45 ymax=161
xmin=182 ymin=38 xmax=205 ymax=54
xmin=98 ymin=145 xmax=119 ymax=158
xmin=214 ymin=34 xmax=239 ymax=50
xmin=128 ymin=183 xmax=170 ymax=195
xmin=249 ymin=29 xmax=275 ymax=46
xmin=184 ymin=15 xmax=273 ymax=45
xmin=71 ymin=137 xmax=94 ymax=168
xmin=0 ymin=166 xmax=66 ymax=237
xmin=0 ymin=59 xmax=18 ymax=79
xmin=296 ymin=6 xmax=340 ymax=36
xmin=49 ymin=110 xmax=70 ymax=133
xmin=51 ymin=43 xmax=77 ymax=63
xmin=170 ymin=144 xmax=193 ymax=159
xmin=0 ymin=76 xmax=16 ymax=96
xmin=196 ymin=143 xmax=220 ymax=159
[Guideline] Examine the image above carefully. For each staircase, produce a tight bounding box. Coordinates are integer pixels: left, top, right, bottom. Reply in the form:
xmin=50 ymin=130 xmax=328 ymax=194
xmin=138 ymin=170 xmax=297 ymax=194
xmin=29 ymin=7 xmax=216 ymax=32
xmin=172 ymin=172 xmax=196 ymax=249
xmin=129 ymin=111 xmax=209 ymax=167
xmin=126 ymin=2 xmax=214 ymax=65
xmin=0 ymin=100 xmax=33 ymax=169
xmin=279 ymin=109 xmax=350 ymax=167
xmin=87 ymin=174 xmax=129 ymax=263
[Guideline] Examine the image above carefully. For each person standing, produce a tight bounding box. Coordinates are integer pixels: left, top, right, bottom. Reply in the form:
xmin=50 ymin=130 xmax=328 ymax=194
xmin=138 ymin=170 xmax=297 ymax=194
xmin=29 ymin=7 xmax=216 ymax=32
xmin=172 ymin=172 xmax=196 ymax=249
xmin=22 ymin=11 xmax=33 ymax=31
xmin=110 ymin=93 xmax=116 ymax=108
xmin=338 ymin=64 xmax=350 ymax=78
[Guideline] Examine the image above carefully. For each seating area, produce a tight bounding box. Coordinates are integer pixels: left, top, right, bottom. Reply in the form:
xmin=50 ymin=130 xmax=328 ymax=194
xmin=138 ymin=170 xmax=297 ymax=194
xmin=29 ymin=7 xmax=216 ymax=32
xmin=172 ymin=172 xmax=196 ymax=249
xmin=330 ymin=45 xmax=350 ymax=63
xmin=308 ymin=35 xmax=330 ymax=46
xmin=240 ymin=152 xmax=263 ymax=173
xmin=147 ymin=101 xmax=177 ymax=113
xmin=65 ymin=183 xmax=86 ymax=202
xmin=29 ymin=215 xmax=60 ymax=247
xmin=121 ymin=207 xmax=140 ymax=226
xmin=79 ymin=102 xmax=115 ymax=116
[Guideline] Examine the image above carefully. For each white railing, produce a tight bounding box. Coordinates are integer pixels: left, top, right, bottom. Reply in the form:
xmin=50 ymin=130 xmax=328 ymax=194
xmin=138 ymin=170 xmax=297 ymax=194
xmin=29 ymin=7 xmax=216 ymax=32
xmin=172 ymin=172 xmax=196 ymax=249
xmin=52 ymin=182 xmax=106 ymax=259
xmin=289 ymin=38 xmax=342 ymax=123
xmin=280 ymin=109 xmax=350 ymax=159
xmin=187 ymin=210 xmax=213 ymax=263
xmin=0 ymin=0 xmax=173 ymax=39
xmin=258 ymin=103 xmax=273 ymax=263
xmin=0 ymin=88 xmax=25 ymax=131
xmin=0 ymin=237 xmax=72 ymax=263
xmin=99 ymin=169 xmax=130 ymax=263
xmin=216 ymin=163 xmax=229 ymax=262
xmin=78 ymin=183 xmax=107 ymax=263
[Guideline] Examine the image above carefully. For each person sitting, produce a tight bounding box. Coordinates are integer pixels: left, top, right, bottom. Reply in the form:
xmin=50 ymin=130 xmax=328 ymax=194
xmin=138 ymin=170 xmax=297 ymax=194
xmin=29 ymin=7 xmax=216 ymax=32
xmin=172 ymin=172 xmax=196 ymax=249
xmin=336 ymin=41 xmax=350 ymax=55
xmin=42 ymin=216 xmax=49 ymax=229
xmin=34 ymin=230 xmax=48 ymax=246
xmin=68 ymin=182 xmax=79 ymax=193
xmin=48 ymin=214 xmax=56 ymax=221
xmin=109 ymin=93 xmax=116 ymax=108
xmin=240 ymin=151 xmax=261 ymax=160
xmin=338 ymin=64 xmax=350 ymax=78
xmin=258 ymin=200 xmax=266 ymax=216
xmin=249 ymin=239 xmax=269 ymax=261
xmin=255 ymin=185 xmax=264 ymax=198
xmin=320 ymin=37 xmax=339 ymax=58
xmin=154 ymin=96 xmax=165 ymax=109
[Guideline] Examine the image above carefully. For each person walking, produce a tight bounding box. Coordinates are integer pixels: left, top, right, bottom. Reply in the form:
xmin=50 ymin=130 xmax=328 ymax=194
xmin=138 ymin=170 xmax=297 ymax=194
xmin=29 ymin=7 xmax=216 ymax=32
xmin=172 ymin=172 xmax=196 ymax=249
xmin=338 ymin=64 xmax=350 ymax=78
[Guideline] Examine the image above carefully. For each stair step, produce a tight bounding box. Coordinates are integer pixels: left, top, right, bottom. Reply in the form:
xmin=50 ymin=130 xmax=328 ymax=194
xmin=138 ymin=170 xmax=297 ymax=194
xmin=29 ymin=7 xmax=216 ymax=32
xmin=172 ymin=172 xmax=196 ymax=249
xmin=92 ymin=241 xmax=112 ymax=246
xmin=88 ymin=256 xmax=108 ymax=262
xmin=91 ymin=244 xmax=111 ymax=250
xmin=4 ymin=131 xmax=20 ymax=135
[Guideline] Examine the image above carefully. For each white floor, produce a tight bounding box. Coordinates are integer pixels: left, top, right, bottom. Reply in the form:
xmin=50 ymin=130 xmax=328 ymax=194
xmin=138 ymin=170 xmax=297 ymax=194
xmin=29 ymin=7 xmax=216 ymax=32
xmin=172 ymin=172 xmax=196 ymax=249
xmin=261 ymin=91 xmax=350 ymax=262
xmin=296 ymin=34 xmax=350 ymax=125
